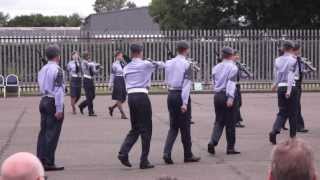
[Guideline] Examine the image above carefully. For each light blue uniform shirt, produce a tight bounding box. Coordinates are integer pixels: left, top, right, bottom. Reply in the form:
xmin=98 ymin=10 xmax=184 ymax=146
xmin=67 ymin=60 xmax=82 ymax=77
xmin=165 ymin=55 xmax=193 ymax=106
xmin=212 ymin=60 xmax=238 ymax=100
xmin=108 ymin=60 xmax=125 ymax=86
xmin=38 ymin=61 xmax=65 ymax=112
xmin=123 ymin=58 xmax=164 ymax=90
xmin=82 ymin=60 xmax=100 ymax=78
xmin=273 ymin=53 xmax=297 ymax=94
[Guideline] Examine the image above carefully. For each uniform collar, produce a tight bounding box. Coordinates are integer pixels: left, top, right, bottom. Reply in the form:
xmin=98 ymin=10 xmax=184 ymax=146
xmin=222 ymin=59 xmax=233 ymax=63
xmin=176 ymin=54 xmax=186 ymax=60
xmin=48 ymin=61 xmax=58 ymax=65
xmin=132 ymin=57 xmax=143 ymax=61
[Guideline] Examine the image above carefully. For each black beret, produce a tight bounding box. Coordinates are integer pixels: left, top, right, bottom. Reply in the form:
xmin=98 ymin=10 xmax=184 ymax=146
xmin=221 ymin=47 xmax=235 ymax=56
xmin=130 ymin=44 xmax=143 ymax=54
xmin=46 ymin=44 xmax=61 ymax=60
xmin=282 ymin=40 xmax=295 ymax=49
xmin=177 ymin=40 xmax=190 ymax=50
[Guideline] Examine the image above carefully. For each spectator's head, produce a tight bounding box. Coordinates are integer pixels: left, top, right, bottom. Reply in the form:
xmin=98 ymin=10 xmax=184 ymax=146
xmin=130 ymin=43 xmax=143 ymax=59
xmin=282 ymin=40 xmax=295 ymax=53
xmin=269 ymin=138 xmax=317 ymax=180
xmin=176 ymin=40 xmax=190 ymax=56
xmin=82 ymin=51 xmax=91 ymax=61
xmin=221 ymin=47 xmax=235 ymax=60
xmin=71 ymin=51 xmax=80 ymax=61
xmin=45 ymin=44 xmax=60 ymax=62
xmin=1 ymin=152 xmax=45 ymax=180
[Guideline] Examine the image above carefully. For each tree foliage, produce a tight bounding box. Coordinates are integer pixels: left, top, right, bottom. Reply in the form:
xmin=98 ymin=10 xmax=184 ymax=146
xmin=0 ymin=12 xmax=9 ymax=27
xmin=93 ymin=0 xmax=126 ymax=13
xmin=126 ymin=1 xmax=137 ymax=9
xmin=6 ymin=13 xmax=82 ymax=27
xmin=149 ymin=0 xmax=320 ymax=29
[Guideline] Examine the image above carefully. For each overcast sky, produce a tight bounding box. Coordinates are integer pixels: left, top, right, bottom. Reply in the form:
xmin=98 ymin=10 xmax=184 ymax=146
xmin=0 ymin=0 xmax=151 ymax=18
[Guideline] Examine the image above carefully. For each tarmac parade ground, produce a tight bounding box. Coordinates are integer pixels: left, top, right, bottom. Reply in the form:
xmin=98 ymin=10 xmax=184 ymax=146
xmin=0 ymin=93 xmax=320 ymax=180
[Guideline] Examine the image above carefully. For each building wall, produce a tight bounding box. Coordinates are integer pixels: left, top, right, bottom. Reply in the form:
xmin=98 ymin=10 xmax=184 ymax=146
xmin=82 ymin=7 xmax=160 ymax=33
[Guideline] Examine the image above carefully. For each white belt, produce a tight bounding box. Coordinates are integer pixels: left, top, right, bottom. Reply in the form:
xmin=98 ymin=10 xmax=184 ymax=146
xmin=43 ymin=94 xmax=54 ymax=98
xmin=83 ymin=74 xmax=92 ymax=79
xmin=168 ymin=87 xmax=182 ymax=91
xmin=72 ymin=74 xmax=80 ymax=78
xmin=127 ymin=88 xmax=148 ymax=94
xmin=278 ymin=82 xmax=296 ymax=87
xmin=295 ymin=76 xmax=300 ymax=80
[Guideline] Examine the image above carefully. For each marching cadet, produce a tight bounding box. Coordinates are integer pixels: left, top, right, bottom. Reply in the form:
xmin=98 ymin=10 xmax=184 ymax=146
xmin=67 ymin=51 xmax=82 ymax=114
xmin=37 ymin=44 xmax=65 ymax=171
xmin=208 ymin=47 xmax=241 ymax=155
xmin=117 ymin=44 xmax=164 ymax=169
xmin=162 ymin=41 xmax=200 ymax=165
xmin=78 ymin=52 xmax=102 ymax=117
xmin=234 ymin=51 xmax=246 ymax=128
xmin=281 ymin=43 xmax=310 ymax=133
xmin=269 ymin=40 xmax=299 ymax=145
xmin=108 ymin=50 xmax=128 ymax=119
xmin=292 ymin=43 xmax=309 ymax=133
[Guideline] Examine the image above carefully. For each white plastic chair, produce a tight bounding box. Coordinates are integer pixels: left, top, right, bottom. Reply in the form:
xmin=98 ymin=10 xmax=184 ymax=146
xmin=0 ymin=75 xmax=4 ymax=98
xmin=5 ymin=74 xmax=21 ymax=98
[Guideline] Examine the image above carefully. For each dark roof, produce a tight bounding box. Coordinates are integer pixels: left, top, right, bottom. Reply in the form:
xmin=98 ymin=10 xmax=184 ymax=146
xmin=82 ymin=7 xmax=160 ymax=33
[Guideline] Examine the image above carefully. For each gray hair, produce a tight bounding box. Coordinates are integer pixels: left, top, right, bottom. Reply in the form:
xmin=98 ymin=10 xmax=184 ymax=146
xmin=270 ymin=138 xmax=316 ymax=180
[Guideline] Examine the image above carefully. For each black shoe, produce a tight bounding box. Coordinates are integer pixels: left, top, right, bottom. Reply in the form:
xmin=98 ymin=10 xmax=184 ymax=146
xmin=79 ymin=106 xmax=84 ymax=115
xmin=282 ymin=126 xmax=288 ymax=131
xmin=163 ymin=156 xmax=174 ymax=165
xmin=121 ymin=115 xmax=128 ymax=120
xmin=108 ymin=107 xmax=113 ymax=117
xmin=208 ymin=144 xmax=215 ymax=155
xmin=140 ymin=161 xmax=155 ymax=169
xmin=269 ymin=132 xmax=277 ymax=145
xmin=226 ymin=149 xmax=241 ymax=155
xmin=235 ymin=122 xmax=245 ymax=128
xmin=118 ymin=154 xmax=132 ymax=167
xmin=44 ymin=165 xmax=64 ymax=171
xmin=184 ymin=155 xmax=201 ymax=163
xmin=89 ymin=113 xmax=97 ymax=117
xmin=297 ymin=128 xmax=309 ymax=133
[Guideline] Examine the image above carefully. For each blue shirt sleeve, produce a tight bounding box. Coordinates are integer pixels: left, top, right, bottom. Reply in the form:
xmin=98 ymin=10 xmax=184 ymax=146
xmin=54 ymin=68 xmax=65 ymax=113
xmin=226 ymin=66 xmax=238 ymax=100
xmin=182 ymin=63 xmax=193 ymax=106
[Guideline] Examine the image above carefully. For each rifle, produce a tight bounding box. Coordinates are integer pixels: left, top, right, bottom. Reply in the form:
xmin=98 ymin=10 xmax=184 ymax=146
xmin=300 ymin=57 xmax=317 ymax=72
xmin=214 ymin=50 xmax=253 ymax=78
xmin=165 ymin=42 xmax=200 ymax=72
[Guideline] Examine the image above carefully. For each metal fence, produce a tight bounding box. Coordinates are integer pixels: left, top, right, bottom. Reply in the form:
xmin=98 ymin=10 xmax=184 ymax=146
xmin=0 ymin=29 xmax=320 ymax=94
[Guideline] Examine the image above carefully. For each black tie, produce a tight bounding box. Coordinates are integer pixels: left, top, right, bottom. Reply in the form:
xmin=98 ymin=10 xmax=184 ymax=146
xmin=297 ymin=57 xmax=302 ymax=81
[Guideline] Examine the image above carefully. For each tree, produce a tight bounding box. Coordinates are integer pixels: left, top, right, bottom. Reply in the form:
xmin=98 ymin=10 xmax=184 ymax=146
xmin=126 ymin=1 xmax=137 ymax=8
xmin=6 ymin=14 xmax=82 ymax=27
xmin=93 ymin=0 xmax=126 ymax=13
xmin=149 ymin=0 xmax=320 ymax=29
xmin=149 ymin=0 xmax=188 ymax=30
xmin=66 ymin=13 xmax=82 ymax=27
xmin=149 ymin=0 xmax=238 ymax=29
xmin=235 ymin=0 xmax=320 ymax=28
xmin=0 ymin=12 xmax=9 ymax=27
